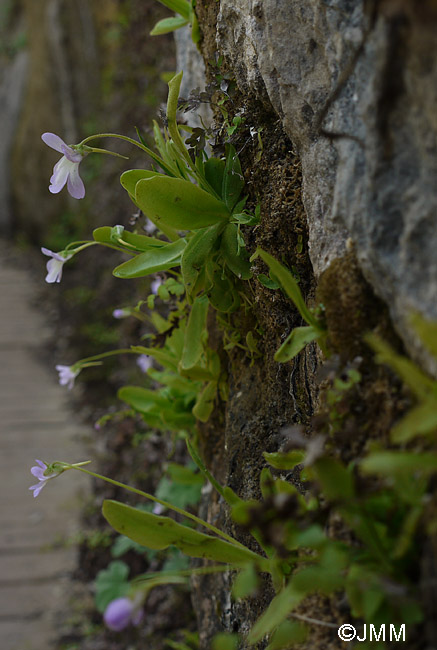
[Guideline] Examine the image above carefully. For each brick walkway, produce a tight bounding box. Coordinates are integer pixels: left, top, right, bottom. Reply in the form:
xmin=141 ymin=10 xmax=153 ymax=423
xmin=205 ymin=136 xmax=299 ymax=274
xmin=0 ymin=244 xmax=90 ymax=650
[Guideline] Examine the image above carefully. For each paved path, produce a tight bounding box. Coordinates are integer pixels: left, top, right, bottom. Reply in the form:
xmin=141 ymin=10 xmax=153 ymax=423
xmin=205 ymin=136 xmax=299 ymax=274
xmin=0 ymin=243 xmax=90 ymax=650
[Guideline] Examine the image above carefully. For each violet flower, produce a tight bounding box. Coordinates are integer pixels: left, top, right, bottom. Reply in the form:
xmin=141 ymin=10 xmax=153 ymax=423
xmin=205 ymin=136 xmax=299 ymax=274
xmin=104 ymin=597 xmax=144 ymax=631
xmin=56 ymin=364 xmax=80 ymax=390
xmin=137 ymin=354 xmax=152 ymax=373
xmin=42 ymin=132 xmax=87 ymax=199
xmin=150 ymin=277 xmax=162 ymax=295
xmin=143 ymin=218 xmax=156 ymax=235
xmin=112 ymin=308 xmax=130 ymax=319
xmin=41 ymin=247 xmax=73 ymax=283
xmin=29 ymin=460 xmax=59 ymax=498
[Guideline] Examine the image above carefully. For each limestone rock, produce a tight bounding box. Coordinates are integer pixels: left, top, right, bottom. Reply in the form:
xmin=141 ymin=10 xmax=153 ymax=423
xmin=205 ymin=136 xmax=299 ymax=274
xmin=216 ymin=0 xmax=437 ymax=367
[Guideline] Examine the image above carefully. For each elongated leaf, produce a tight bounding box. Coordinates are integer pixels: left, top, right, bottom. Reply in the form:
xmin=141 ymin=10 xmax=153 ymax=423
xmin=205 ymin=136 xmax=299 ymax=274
xmin=361 ymin=451 xmax=437 ymax=476
xmin=204 ymin=157 xmax=225 ymax=199
xmin=118 ymin=386 xmax=170 ymax=412
xmin=167 ymin=72 xmax=192 ymax=166
xmin=192 ymin=380 xmax=217 ymax=422
xmin=263 ymin=450 xmax=305 ymax=470
xmin=155 ymin=0 xmax=191 ymax=19
xmin=220 ymin=223 xmax=251 ymax=279
xmin=274 ymin=326 xmax=319 ymax=362
xmin=391 ymin=402 xmax=437 ymax=442
xmin=180 ymin=295 xmax=209 ymax=370
xmin=266 ymin=621 xmax=307 ymax=650
xmin=257 ymin=249 xmax=321 ymax=329
xmin=103 ymin=500 xmax=258 ymax=565
xmin=135 ymin=176 xmax=230 ymax=230
xmin=222 ymin=144 xmax=244 ymax=212
xmin=113 ymin=239 xmax=186 ymax=278
xmin=410 ymin=312 xmax=437 ymax=359
xmin=93 ymin=226 xmax=166 ymax=252
xmin=181 ymin=223 xmax=224 ymax=297
xmin=248 ymin=581 xmax=304 ymax=644
xmin=366 ymin=334 xmax=436 ymax=399
xmin=150 ymin=15 xmax=188 ymax=35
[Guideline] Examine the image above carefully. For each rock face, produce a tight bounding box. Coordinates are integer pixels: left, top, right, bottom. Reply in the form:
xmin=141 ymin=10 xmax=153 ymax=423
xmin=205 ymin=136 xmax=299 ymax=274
xmin=215 ymin=0 xmax=437 ymax=367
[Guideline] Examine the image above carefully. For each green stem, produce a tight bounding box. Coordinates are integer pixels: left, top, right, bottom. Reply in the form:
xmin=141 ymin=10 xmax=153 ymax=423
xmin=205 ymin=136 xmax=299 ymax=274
xmin=74 ymin=347 xmax=140 ymax=368
xmin=65 ymin=463 xmax=260 ymax=556
xmin=78 ymin=133 xmax=176 ymax=177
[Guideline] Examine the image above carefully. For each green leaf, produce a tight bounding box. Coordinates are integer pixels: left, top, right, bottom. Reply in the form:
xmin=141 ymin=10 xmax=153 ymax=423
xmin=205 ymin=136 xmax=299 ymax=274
xmin=248 ymin=581 xmax=304 ymax=644
xmin=258 ymin=273 xmax=280 ymax=290
xmin=361 ymin=451 xmax=437 ymax=476
xmin=167 ymin=462 xmax=204 ymax=486
xmin=220 ymin=223 xmax=252 ymax=279
xmin=263 ymin=450 xmax=305 ymax=470
xmin=266 ymin=621 xmax=308 ymax=650
xmin=180 ymin=295 xmax=209 ymax=370
xmin=113 ymin=239 xmax=186 ymax=278
xmin=314 ymin=457 xmax=355 ymax=501
xmin=135 ymin=176 xmax=230 ymax=230
xmin=391 ymin=401 xmax=437 ymax=442
xmin=120 ymin=169 xmax=163 ymax=197
xmin=204 ymin=157 xmax=226 ymax=199
xmin=166 ymin=72 xmax=193 ymax=167
xmin=212 ymin=633 xmax=239 ymax=650
xmin=94 ymin=561 xmax=129 ymax=612
xmin=256 ymin=249 xmax=321 ymax=329
xmin=274 ymin=326 xmax=320 ymax=362
xmin=150 ymin=15 xmax=188 ymax=35
xmin=93 ymin=225 xmax=167 ymax=252
xmin=192 ymin=380 xmax=217 ymax=422
xmin=232 ymin=563 xmax=258 ymax=599
xmin=155 ymin=476 xmax=202 ymax=509
xmin=222 ymin=144 xmax=244 ymax=212
xmin=118 ymin=385 xmax=196 ymax=431
xmin=208 ymin=270 xmax=240 ymax=313
xmin=410 ymin=313 xmax=437 ymax=359
xmin=181 ymin=223 xmax=224 ymax=297
xmin=366 ymin=334 xmax=436 ymax=399
xmin=154 ymin=0 xmax=191 ymax=19
xmin=102 ymin=500 xmax=258 ymax=565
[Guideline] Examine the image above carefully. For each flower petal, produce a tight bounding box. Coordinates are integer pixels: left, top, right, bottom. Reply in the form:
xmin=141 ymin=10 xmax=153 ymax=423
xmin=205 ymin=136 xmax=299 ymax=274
xmin=104 ymin=598 xmax=134 ymax=631
xmin=31 ymin=466 xmax=46 ymax=480
xmin=42 ymin=132 xmax=67 ymax=153
xmin=66 ymin=164 xmax=85 ymax=199
xmin=45 ymin=258 xmax=63 ymax=283
xmin=49 ymin=157 xmax=70 ymax=194
xmin=29 ymin=482 xmax=46 ymax=497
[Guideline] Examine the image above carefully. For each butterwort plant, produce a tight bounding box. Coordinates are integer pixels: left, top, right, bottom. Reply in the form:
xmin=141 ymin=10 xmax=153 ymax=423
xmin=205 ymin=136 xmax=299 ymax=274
xmin=41 ymin=73 xmax=258 ymax=316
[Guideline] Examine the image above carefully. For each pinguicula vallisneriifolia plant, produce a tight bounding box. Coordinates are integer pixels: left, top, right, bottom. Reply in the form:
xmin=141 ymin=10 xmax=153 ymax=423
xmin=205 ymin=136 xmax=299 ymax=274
xmin=41 ymin=71 xmax=258 ymax=422
xmin=252 ymin=248 xmax=327 ymax=360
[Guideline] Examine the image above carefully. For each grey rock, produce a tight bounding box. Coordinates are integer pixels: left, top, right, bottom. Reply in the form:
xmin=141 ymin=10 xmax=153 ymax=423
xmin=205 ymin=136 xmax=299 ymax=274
xmin=216 ymin=0 xmax=437 ymax=370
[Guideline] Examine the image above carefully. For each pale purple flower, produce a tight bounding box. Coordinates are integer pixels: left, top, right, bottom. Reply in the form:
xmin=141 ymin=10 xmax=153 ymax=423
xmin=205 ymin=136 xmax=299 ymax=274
xmin=150 ymin=277 xmax=162 ymax=295
xmin=143 ymin=218 xmax=156 ymax=235
xmin=137 ymin=354 xmax=152 ymax=373
xmin=113 ymin=308 xmax=130 ymax=319
xmin=153 ymin=502 xmax=165 ymax=515
xmin=41 ymin=247 xmax=73 ymax=283
xmin=42 ymin=132 xmax=87 ymax=199
xmin=56 ymin=364 xmax=80 ymax=390
xmin=29 ymin=460 xmax=59 ymax=498
xmin=104 ymin=597 xmax=144 ymax=631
